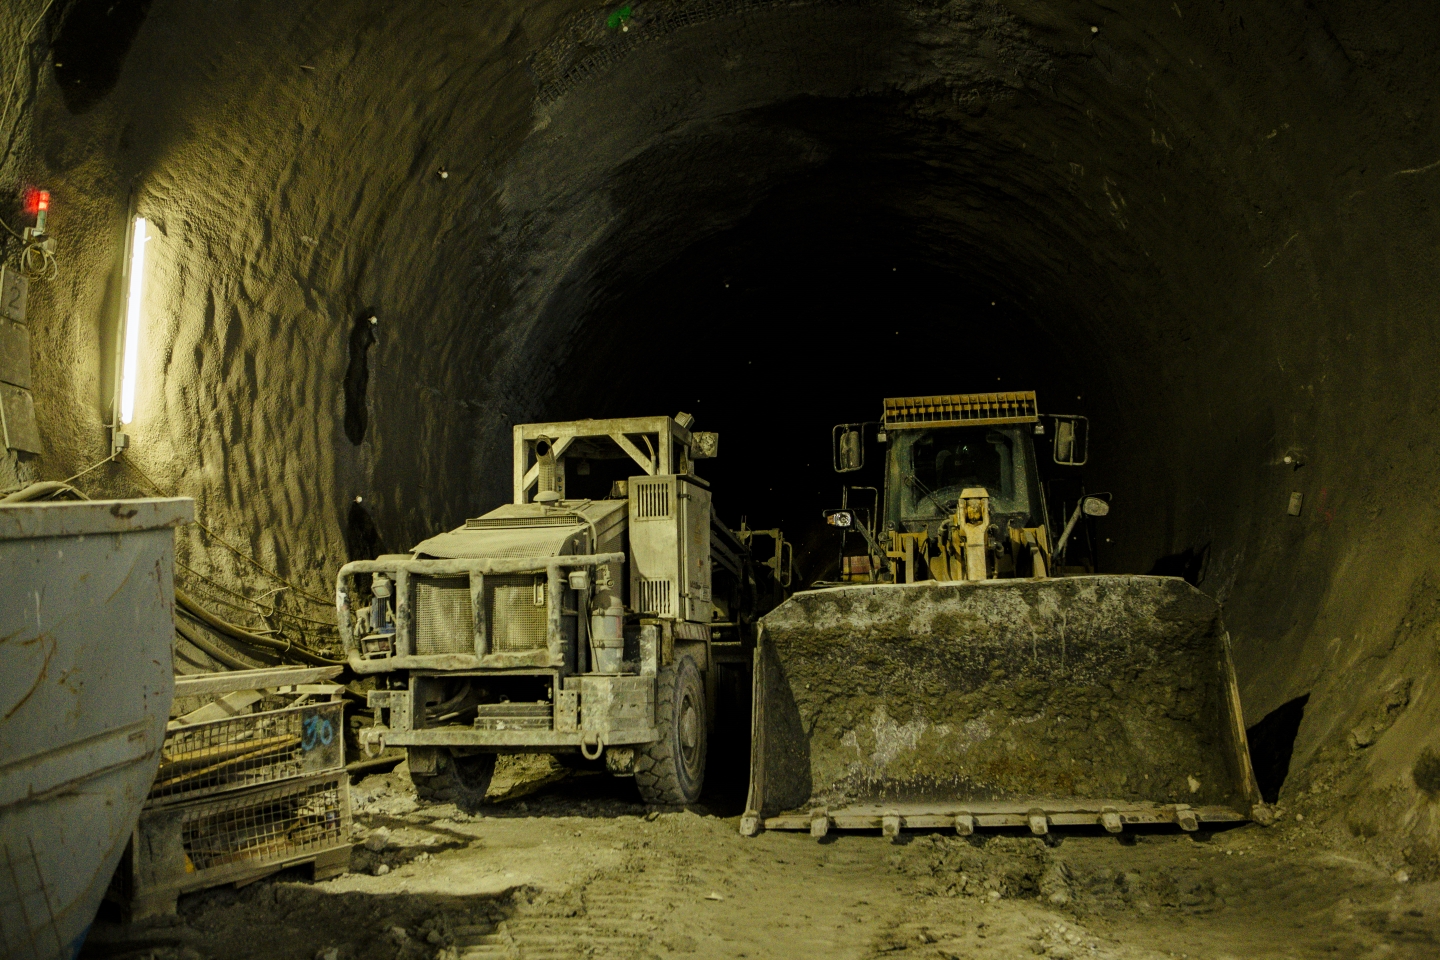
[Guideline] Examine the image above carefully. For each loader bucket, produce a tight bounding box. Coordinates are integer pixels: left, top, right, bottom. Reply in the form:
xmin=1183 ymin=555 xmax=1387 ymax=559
xmin=741 ymin=575 xmax=1261 ymax=837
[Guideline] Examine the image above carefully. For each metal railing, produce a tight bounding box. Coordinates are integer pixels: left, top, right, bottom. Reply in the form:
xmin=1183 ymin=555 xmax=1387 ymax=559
xmin=336 ymin=553 xmax=626 ymax=670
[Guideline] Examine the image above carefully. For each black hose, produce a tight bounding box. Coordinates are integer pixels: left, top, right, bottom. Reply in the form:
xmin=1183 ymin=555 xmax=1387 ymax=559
xmin=174 ymin=616 xmax=257 ymax=671
xmin=4 ymin=472 xmax=343 ymax=668
xmin=426 ymin=681 xmax=475 ymax=721
xmin=346 ymin=755 xmax=405 ymax=776
xmin=175 ymin=589 xmax=343 ymax=666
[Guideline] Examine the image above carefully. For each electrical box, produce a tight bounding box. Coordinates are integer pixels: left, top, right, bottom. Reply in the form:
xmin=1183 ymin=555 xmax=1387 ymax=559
xmin=627 ymin=474 xmax=711 ymax=623
xmin=0 ymin=265 xmax=26 ymax=324
xmin=0 ymin=382 xmax=41 ymax=454
xmin=0 ymin=264 xmax=37 ymax=454
xmin=0 ymin=319 xmax=30 ymax=389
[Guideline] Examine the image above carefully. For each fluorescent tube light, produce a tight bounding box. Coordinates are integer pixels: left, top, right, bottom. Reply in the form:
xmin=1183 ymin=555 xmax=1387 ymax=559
xmin=119 ymin=216 xmax=147 ymax=425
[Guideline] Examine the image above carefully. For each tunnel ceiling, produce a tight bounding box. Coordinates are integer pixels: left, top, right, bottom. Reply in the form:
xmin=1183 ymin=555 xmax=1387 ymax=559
xmin=4 ymin=0 xmax=1440 ymax=863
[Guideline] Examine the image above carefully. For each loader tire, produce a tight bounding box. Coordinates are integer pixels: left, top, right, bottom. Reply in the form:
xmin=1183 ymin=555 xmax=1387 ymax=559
xmin=408 ymin=748 xmax=496 ymax=807
xmin=635 ymin=654 xmax=707 ymax=805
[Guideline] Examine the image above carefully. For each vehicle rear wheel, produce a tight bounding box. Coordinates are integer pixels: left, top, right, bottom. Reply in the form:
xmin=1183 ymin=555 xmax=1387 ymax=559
xmin=407 ymin=748 xmax=496 ymax=806
xmin=635 ymin=654 xmax=707 ymax=804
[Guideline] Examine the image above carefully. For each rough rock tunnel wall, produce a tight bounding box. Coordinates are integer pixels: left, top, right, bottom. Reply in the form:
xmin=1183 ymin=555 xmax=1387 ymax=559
xmin=1 ymin=0 xmax=1437 ymax=872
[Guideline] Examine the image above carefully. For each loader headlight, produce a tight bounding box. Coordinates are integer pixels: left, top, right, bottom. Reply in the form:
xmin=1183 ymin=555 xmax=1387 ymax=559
xmin=825 ymin=509 xmax=854 ymax=528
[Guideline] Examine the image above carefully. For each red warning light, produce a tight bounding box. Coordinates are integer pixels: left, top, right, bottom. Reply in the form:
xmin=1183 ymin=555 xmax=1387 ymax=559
xmin=23 ymin=187 xmax=49 ymax=216
xmin=21 ymin=187 xmax=51 ymax=234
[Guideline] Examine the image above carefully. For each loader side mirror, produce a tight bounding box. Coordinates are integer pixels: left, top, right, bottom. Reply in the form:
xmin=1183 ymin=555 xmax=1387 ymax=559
xmin=1051 ymin=415 xmax=1089 ymax=466
xmin=1082 ymin=496 xmax=1109 ymax=517
xmin=833 ymin=424 xmax=865 ymax=473
xmin=824 ymin=509 xmax=854 ymax=528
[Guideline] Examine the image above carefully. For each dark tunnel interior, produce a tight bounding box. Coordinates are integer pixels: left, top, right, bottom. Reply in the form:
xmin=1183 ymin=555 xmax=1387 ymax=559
xmin=509 ymin=92 xmax=1147 ymax=579
xmin=545 ymin=186 xmax=1100 ymax=579
xmin=4 ymin=0 xmax=1440 ymax=901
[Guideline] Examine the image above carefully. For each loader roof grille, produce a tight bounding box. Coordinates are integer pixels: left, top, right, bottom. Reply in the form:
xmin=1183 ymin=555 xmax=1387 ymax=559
xmin=466 ymin=514 xmax=582 ymax=529
xmin=883 ymin=391 xmax=1038 ymax=429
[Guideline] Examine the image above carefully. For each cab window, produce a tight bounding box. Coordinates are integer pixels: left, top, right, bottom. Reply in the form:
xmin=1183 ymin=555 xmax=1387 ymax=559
xmin=897 ymin=427 xmax=1028 ymax=518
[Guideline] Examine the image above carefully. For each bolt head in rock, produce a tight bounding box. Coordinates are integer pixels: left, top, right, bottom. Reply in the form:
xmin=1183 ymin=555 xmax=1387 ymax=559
xmin=1351 ymin=726 xmax=1377 ymax=749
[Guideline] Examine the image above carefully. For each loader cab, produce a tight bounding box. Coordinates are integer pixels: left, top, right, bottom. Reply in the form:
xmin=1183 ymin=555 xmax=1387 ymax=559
xmin=827 ymin=391 xmax=1085 ymax=583
xmin=884 ymin=424 xmax=1044 ymax=536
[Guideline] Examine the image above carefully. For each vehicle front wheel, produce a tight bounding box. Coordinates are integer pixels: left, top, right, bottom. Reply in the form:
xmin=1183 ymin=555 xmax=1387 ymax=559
xmin=635 ymin=654 xmax=707 ymax=805
xmin=407 ymin=748 xmax=496 ymax=807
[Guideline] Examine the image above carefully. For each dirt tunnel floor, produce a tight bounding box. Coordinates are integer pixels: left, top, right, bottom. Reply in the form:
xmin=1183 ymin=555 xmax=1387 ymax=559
xmin=85 ymin=758 xmax=1440 ymax=960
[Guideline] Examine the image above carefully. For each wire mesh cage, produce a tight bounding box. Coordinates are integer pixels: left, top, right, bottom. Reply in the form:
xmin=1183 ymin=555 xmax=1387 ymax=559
xmin=150 ymin=700 xmax=344 ymax=806
xmin=133 ymin=773 xmax=350 ymax=894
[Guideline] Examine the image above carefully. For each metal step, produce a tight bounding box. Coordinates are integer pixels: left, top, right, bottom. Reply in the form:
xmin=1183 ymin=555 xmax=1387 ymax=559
xmin=474 ymin=701 xmax=552 ymax=732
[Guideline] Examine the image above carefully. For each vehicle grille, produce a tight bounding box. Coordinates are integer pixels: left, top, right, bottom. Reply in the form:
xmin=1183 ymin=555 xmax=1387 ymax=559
xmin=487 ymin=575 xmax=549 ymax=653
xmin=637 ymin=578 xmax=673 ymax=617
xmin=632 ymin=478 xmax=672 ymax=519
xmin=413 ymin=576 xmax=474 ymax=655
xmin=474 ymin=702 xmax=553 ymax=731
xmin=883 ymin=390 xmax=1038 ymax=428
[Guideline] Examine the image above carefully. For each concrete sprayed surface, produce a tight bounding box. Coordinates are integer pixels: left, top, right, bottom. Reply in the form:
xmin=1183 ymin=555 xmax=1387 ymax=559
xmin=84 ymin=762 xmax=1440 ymax=960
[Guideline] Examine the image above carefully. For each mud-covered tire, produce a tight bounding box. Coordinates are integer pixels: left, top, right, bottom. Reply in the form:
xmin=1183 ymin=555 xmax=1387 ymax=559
xmin=408 ymin=748 xmax=497 ymax=806
xmin=635 ymin=654 xmax=707 ymax=804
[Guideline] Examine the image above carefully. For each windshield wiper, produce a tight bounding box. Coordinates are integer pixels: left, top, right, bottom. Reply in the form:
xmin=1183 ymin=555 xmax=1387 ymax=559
xmin=903 ymin=473 xmax=953 ymax=516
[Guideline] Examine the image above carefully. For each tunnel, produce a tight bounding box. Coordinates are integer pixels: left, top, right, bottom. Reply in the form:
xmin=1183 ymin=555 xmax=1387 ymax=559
xmin=2 ymin=0 xmax=1439 ymax=948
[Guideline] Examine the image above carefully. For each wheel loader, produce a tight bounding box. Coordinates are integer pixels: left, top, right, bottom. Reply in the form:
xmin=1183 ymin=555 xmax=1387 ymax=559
xmin=741 ymin=391 xmax=1262 ymax=838
xmin=339 ymin=415 xmax=776 ymax=806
